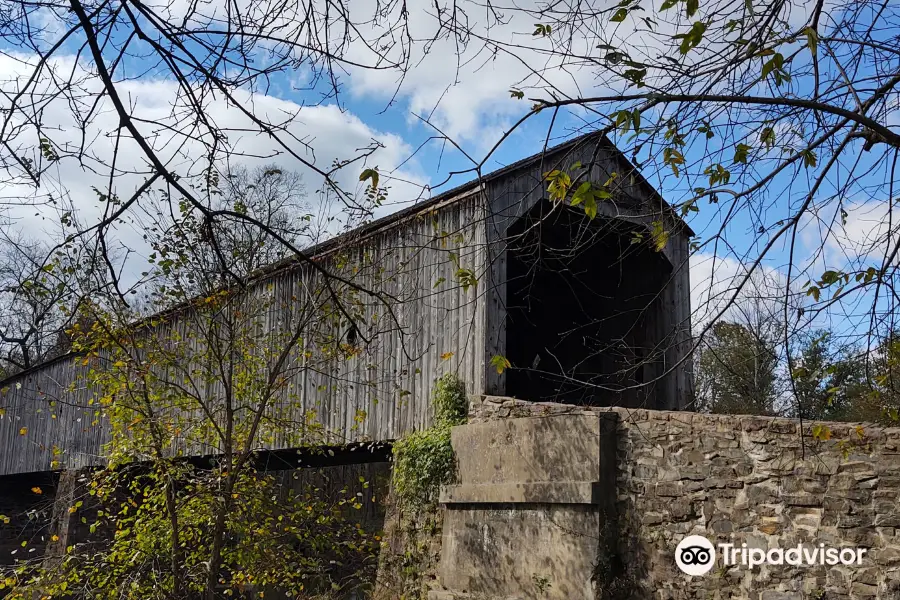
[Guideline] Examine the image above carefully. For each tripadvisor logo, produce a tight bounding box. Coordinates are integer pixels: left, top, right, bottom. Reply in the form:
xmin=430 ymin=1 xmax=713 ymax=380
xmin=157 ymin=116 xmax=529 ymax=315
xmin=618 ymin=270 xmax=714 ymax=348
xmin=675 ymin=535 xmax=868 ymax=576
xmin=675 ymin=535 xmax=716 ymax=576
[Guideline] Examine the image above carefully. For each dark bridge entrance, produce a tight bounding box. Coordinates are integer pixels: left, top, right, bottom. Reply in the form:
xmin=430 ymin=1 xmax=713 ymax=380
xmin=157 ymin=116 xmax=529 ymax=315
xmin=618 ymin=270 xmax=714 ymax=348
xmin=505 ymin=201 xmax=673 ymax=408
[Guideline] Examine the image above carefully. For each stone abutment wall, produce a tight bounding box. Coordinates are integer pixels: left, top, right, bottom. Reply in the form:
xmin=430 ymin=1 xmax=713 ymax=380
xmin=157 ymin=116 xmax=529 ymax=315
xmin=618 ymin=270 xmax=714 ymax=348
xmin=428 ymin=396 xmax=900 ymax=600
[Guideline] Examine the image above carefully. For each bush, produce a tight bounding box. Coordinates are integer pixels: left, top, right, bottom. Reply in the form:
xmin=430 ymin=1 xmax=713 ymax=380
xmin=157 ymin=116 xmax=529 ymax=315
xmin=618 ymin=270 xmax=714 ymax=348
xmin=430 ymin=372 xmax=468 ymax=426
xmin=392 ymin=374 xmax=467 ymax=508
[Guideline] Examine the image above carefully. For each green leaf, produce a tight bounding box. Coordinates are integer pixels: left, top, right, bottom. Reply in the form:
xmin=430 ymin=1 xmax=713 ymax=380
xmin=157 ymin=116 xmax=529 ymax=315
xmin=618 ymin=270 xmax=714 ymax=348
xmin=456 ymin=267 xmax=477 ymax=291
xmin=614 ymin=110 xmax=632 ymax=133
xmin=584 ymin=196 xmax=598 ymax=220
xmin=676 ymin=21 xmax=707 ymax=55
xmin=650 ymin=220 xmax=669 ymax=252
xmin=604 ymin=51 xmax=629 ymax=64
xmin=704 ymin=163 xmax=731 ymax=186
xmin=490 ymin=355 xmax=512 ymax=374
xmin=760 ymin=126 xmax=775 ymax=149
xmin=570 ymin=182 xmax=592 ymax=207
xmin=663 ymin=147 xmax=685 ymax=177
xmin=811 ymin=424 xmax=832 ymax=440
xmin=510 ymin=89 xmax=524 ymax=99
xmin=544 ymin=169 xmax=572 ymax=201
xmin=679 ymin=198 xmax=699 ymax=216
xmin=819 ymin=270 xmax=842 ymax=285
xmin=359 ymin=168 xmax=379 ymax=189
xmin=623 ymin=68 xmax=647 ymax=86
xmin=761 ymin=52 xmax=786 ymax=84
xmin=611 ymin=7 xmax=628 ymax=21
xmin=734 ymin=143 xmax=750 ymax=164
xmin=801 ymin=149 xmax=817 ymax=168
xmin=660 ymin=0 xmax=678 ymax=9
xmin=685 ymin=0 xmax=699 ymax=17
xmin=805 ymin=27 xmax=818 ymax=57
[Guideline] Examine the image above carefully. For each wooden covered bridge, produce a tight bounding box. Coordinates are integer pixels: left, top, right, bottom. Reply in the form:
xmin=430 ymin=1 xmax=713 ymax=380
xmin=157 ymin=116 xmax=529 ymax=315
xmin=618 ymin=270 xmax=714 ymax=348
xmin=0 ymin=131 xmax=692 ymax=481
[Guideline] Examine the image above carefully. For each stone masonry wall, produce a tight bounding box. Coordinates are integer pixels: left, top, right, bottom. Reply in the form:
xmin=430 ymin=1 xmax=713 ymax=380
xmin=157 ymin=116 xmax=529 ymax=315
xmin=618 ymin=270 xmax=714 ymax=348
xmin=469 ymin=396 xmax=900 ymax=600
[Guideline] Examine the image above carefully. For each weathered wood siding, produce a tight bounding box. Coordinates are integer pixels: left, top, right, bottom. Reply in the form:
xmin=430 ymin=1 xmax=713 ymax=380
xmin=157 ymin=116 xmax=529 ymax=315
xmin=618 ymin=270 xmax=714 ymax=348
xmin=0 ymin=191 xmax=487 ymax=476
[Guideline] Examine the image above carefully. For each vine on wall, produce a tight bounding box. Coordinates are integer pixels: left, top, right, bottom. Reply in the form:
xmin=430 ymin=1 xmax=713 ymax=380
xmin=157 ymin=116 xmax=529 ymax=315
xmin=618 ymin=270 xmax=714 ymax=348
xmin=392 ymin=373 xmax=467 ymax=509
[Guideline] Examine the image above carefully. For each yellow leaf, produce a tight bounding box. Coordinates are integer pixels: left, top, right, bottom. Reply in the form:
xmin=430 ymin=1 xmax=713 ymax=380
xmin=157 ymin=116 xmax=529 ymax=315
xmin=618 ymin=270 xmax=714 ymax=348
xmin=19 ymin=427 xmax=27 ymax=436
xmin=440 ymin=352 xmax=454 ymax=361
xmin=490 ymin=355 xmax=512 ymax=374
xmin=51 ymin=535 xmax=59 ymax=542
xmin=31 ymin=487 xmax=42 ymax=495
xmin=67 ymin=506 xmax=76 ymax=514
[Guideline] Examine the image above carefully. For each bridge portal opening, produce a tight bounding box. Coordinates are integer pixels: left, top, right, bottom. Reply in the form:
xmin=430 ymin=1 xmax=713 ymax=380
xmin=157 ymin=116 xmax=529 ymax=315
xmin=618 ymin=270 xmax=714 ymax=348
xmin=505 ymin=201 xmax=672 ymax=407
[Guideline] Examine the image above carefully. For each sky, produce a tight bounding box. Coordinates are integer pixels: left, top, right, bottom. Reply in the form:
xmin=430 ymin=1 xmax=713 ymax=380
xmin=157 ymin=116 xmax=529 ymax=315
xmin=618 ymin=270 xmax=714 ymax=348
xmin=0 ymin=0 xmax=891 ymax=345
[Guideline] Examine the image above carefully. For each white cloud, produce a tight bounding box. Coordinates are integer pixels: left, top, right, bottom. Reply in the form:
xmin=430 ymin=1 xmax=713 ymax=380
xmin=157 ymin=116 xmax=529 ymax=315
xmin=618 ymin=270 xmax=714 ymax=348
xmin=690 ymin=252 xmax=791 ymax=334
xmin=801 ymin=199 xmax=893 ymax=264
xmin=0 ymin=53 xmax=428 ymax=286
xmin=342 ymin=0 xmax=602 ymax=150
xmin=340 ymin=0 xmax=779 ymax=156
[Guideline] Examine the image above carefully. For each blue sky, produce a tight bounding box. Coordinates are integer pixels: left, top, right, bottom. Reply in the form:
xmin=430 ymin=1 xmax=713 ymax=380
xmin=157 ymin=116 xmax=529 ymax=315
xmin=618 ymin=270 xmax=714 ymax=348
xmin=1 ymin=0 xmax=895 ymax=349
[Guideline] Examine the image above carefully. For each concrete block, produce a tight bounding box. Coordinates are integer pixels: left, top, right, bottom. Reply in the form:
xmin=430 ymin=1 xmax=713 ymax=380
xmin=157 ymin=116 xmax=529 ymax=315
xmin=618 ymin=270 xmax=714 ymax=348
xmin=450 ymin=415 xmax=604 ymax=485
xmin=438 ymin=505 xmax=601 ymax=600
xmin=439 ymin=482 xmax=602 ymax=505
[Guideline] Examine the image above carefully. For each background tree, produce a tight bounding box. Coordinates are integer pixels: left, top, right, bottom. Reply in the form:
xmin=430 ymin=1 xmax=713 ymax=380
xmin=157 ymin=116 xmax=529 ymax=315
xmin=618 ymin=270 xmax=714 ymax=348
xmin=789 ymin=330 xmax=870 ymax=422
xmin=198 ymin=165 xmax=311 ymax=281
xmin=870 ymin=333 xmax=900 ymax=422
xmin=694 ymin=320 xmax=780 ymax=416
xmin=0 ymin=230 xmax=108 ymax=376
xmin=790 ymin=330 xmax=900 ymax=424
xmin=132 ymin=165 xmax=315 ymax=305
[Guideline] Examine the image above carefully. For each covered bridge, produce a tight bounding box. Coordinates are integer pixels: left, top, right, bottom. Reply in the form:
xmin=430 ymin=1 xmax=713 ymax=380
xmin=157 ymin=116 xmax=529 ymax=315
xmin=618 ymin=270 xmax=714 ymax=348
xmin=0 ymin=131 xmax=692 ymax=477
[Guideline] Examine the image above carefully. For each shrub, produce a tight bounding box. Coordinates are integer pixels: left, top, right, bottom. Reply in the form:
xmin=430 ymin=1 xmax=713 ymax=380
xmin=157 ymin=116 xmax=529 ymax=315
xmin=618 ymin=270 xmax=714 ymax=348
xmin=392 ymin=373 xmax=467 ymax=508
xmin=430 ymin=372 xmax=468 ymax=426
